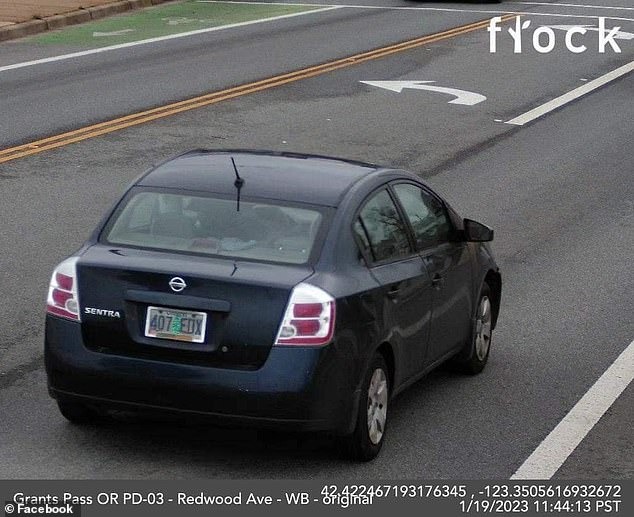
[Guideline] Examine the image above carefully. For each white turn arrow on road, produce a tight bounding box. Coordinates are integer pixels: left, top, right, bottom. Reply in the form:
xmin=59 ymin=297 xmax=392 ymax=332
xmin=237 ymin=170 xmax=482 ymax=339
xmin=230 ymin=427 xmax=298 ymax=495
xmin=93 ymin=29 xmax=136 ymax=37
xmin=360 ymin=81 xmax=486 ymax=106
xmin=162 ymin=17 xmax=207 ymax=26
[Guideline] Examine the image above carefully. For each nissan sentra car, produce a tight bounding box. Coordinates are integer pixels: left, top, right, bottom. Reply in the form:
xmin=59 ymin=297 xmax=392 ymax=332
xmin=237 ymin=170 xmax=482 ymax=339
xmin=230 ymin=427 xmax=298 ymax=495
xmin=45 ymin=150 xmax=501 ymax=460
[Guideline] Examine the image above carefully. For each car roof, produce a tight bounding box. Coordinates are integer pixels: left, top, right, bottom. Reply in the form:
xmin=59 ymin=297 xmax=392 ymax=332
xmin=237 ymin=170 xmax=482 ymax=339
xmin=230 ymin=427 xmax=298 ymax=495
xmin=137 ymin=150 xmax=386 ymax=206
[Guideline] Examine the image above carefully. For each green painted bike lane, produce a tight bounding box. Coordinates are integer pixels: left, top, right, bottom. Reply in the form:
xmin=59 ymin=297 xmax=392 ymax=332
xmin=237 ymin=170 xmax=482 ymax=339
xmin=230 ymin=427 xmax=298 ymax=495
xmin=31 ymin=1 xmax=321 ymax=47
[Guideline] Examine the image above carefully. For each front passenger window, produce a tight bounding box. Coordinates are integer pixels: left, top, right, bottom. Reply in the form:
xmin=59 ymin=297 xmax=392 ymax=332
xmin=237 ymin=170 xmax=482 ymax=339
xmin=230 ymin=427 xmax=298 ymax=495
xmin=392 ymin=184 xmax=452 ymax=249
xmin=357 ymin=190 xmax=411 ymax=262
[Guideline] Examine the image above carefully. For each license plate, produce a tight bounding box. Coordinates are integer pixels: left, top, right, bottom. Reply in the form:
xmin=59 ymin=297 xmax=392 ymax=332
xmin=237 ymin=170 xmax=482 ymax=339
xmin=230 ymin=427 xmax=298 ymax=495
xmin=144 ymin=306 xmax=207 ymax=343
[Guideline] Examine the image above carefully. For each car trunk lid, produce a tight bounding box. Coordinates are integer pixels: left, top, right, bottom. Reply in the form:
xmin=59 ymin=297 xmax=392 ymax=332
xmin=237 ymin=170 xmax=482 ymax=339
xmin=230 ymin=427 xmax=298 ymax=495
xmin=77 ymin=245 xmax=312 ymax=369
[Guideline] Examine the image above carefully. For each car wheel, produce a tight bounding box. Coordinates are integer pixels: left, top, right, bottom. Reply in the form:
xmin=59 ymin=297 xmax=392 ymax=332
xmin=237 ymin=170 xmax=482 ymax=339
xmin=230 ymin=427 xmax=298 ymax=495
xmin=453 ymin=283 xmax=493 ymax=374
xmin=343 ymin=354 xmax=390 ymax=461
xmin=57 ymin=399 xmax=101 ymax=424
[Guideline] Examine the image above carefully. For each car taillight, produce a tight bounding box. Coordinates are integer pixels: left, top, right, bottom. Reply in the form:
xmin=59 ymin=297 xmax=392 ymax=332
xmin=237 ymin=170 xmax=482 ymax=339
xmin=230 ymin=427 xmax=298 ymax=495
xmin=275 ymin=283 xmax=335 ymax=346
xmin=46 ymin=257 xmax=81 ymax=321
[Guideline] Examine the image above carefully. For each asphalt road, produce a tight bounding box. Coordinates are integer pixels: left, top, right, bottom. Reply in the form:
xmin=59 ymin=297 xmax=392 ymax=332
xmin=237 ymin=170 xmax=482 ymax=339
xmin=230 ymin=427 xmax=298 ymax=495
xmin=0 ymin=2 xmax=499 ymax=148
xmin=0 ymin=0 xmax=632 ymax=479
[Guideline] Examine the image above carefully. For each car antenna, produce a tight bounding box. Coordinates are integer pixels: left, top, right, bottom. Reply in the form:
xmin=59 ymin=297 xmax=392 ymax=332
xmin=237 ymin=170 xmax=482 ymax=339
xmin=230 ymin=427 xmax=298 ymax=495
xmin=230 ymin=157 xmax=245 ymax=212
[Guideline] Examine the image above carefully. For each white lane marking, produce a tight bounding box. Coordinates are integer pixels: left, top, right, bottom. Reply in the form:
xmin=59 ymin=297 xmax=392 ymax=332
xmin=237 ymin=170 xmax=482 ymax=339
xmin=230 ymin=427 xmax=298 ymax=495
xmin=512 ymin=2 xmax=634 ymax=11
xmin=505 ymin=59 xmax=634 ymax=125
xmin=0 ymin=6 xmax=341 ymax=73
xmin=200 ymin=1 xmax=634 ymax=22
xmin=360 ymin=80 xmax=487 ymax=105
xmin=511 ymin=339 xmax=634 ymax=479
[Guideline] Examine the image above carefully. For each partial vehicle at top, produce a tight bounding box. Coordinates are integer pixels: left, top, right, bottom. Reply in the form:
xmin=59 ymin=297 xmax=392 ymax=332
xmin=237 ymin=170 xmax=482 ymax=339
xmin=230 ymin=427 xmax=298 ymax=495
xmin=45 ymin=150 xmax=501 ymax=461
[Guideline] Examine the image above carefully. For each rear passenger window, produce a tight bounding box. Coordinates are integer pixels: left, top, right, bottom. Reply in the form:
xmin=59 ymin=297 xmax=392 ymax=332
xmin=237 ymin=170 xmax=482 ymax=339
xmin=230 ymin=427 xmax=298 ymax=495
xmin=357 ymin=190 xmax=411 ymax=263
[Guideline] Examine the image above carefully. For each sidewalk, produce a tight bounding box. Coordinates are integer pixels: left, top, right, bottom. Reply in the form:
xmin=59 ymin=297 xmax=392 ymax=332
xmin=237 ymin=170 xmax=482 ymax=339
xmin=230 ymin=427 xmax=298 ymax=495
xmin=0 ymin=0 xmax=175 ymax=41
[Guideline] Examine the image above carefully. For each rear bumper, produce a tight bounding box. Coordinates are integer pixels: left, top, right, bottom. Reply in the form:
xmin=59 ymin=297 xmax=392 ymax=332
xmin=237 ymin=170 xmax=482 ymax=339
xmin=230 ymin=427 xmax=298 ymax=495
xmin=45 ymin=316 xmax=359 ymax=434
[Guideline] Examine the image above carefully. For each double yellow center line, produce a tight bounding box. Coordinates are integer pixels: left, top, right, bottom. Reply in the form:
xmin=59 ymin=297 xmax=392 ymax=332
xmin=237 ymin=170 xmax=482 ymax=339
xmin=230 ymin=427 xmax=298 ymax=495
xmin=0 ymin=14 xmax=514 ymax=165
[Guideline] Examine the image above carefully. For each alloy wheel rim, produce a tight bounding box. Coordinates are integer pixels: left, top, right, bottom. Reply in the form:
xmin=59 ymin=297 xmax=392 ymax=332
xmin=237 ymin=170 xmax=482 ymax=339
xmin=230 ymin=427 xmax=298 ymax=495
xmin=367 ymin=368 xmax=388 ymax=445
xmin=475 ymin=296 xmax=492 ymax=361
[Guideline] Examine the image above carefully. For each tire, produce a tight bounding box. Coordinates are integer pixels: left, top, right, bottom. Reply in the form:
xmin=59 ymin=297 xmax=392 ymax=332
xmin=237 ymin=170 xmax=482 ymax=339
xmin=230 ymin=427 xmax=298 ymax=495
xmin=342 ymin=354 xmax=390 ymax=461
xmin=57 ymin=399 xmax=101 ymax=424
xmin=452 ymin=283 xmax=493 ymax=375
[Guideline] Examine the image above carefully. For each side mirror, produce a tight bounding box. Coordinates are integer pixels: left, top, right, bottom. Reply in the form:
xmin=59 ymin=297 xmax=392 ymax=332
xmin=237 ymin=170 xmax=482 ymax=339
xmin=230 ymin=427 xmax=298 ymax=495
xmin=463 ymin=219 xmax=494 ymax=242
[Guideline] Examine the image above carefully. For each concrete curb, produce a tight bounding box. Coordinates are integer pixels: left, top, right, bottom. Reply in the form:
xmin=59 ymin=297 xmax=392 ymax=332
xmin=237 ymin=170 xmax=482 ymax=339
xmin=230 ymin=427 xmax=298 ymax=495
xmin=0 ymin=0 xmax=175 ymax=42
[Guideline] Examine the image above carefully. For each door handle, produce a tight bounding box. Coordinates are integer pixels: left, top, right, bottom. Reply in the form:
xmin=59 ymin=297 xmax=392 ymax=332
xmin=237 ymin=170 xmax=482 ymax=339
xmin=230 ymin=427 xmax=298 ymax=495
xmin=431 ymin=274 xmax=444 ymax=289
xmin=386 ymin=285 xmax=401 ymax=299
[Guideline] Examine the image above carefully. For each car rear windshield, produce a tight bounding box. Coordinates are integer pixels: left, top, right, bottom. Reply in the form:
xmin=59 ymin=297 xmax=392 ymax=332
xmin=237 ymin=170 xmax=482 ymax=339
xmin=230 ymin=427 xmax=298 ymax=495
xmin=103 ymin=190 xmax=325 ymax=265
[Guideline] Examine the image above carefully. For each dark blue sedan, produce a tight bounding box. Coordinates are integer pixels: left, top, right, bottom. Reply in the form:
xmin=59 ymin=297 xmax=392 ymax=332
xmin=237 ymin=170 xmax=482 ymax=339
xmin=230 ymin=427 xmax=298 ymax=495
xmin=45 ymin=150 xmax=501 ymax=460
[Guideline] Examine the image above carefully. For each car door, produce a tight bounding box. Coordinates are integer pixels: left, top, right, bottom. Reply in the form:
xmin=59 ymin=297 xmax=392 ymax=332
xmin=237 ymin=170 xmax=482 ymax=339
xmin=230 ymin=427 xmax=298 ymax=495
xmin=390 ymin=182 xmax=473 ymax=364
xmin=352 ymin=188 xmax=434 ymax=382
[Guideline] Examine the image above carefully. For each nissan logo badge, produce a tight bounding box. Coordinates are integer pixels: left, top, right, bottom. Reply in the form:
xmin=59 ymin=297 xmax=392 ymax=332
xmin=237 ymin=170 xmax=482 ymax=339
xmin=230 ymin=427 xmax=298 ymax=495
xmin=169 ymin=277 xmax=187 ymax=293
